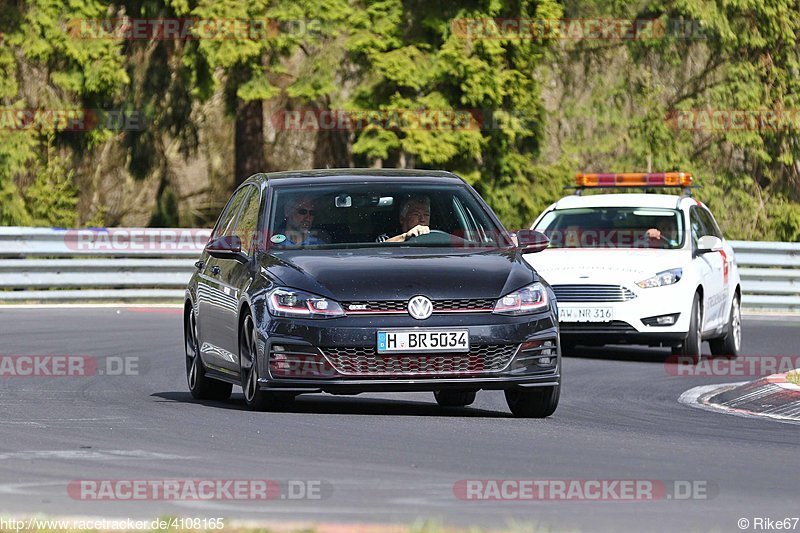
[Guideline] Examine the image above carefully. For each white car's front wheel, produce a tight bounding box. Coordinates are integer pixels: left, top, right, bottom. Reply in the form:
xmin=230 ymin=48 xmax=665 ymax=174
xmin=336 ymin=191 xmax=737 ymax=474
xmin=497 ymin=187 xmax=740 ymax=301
xmin=709 ymin=294 xmax=741 ymax=358
xmin=674 ymin=293 xmax=703 ymax=363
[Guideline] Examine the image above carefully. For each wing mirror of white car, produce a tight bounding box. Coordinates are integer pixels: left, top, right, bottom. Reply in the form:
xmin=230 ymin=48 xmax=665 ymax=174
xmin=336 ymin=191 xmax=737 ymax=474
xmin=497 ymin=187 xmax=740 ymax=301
xmin=515 ymin=229 xmax=550 ymax=253
xmin=696 ymin=235 xmax=723 ymax=255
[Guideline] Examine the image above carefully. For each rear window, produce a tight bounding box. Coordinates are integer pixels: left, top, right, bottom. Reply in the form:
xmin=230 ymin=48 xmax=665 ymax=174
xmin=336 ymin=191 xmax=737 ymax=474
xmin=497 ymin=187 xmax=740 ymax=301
xmin=533 ymin=207 xmax=685 ymax=249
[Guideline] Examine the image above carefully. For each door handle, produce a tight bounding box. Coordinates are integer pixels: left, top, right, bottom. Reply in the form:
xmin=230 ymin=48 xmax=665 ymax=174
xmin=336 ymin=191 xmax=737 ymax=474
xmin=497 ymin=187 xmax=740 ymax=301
xmin=211 ymin=266 xmax=221 ymax=275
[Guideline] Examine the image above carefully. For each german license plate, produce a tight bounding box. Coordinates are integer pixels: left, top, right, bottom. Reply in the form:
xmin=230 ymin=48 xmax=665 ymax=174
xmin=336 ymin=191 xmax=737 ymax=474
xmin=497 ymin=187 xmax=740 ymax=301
xmin=558 ymin=306 xmax=614 ymax=322
xmin=377 ymin=330 xmax=469 ymax=353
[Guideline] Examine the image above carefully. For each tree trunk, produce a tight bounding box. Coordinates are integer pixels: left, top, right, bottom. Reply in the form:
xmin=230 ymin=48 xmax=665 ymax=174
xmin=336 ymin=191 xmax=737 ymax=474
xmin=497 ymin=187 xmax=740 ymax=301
xmin=313 ymin=128 xmax=351 ymax=169
xmin=234 ymin=98 xmax=266 ymax=187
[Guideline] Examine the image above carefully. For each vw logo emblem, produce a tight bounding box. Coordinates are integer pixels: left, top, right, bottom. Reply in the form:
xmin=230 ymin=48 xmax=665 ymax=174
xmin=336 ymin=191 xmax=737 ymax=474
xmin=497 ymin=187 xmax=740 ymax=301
xmin=407 ymin=295 xmax=433 ymax=320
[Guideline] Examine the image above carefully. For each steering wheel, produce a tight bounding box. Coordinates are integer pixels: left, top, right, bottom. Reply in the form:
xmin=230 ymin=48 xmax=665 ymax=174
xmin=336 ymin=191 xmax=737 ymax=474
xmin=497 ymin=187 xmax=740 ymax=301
xmin=404 ymin=229 xmax=453 ymax=244
xmin=647 ymin=233 xmax=671 ymax=248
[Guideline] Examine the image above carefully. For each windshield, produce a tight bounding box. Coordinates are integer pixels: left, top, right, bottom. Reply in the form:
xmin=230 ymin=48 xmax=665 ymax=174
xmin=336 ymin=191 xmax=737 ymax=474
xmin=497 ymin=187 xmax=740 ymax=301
xmin=533 ymin=207 xmax=685 ymax=249
xmin=264 ymin=182 xmax=511 ymax=250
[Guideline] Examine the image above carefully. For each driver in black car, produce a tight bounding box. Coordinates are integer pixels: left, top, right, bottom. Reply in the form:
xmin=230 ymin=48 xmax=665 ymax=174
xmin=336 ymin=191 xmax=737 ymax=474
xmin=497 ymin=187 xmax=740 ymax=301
xmin=377 ymin=195 xmax=431 ymax=243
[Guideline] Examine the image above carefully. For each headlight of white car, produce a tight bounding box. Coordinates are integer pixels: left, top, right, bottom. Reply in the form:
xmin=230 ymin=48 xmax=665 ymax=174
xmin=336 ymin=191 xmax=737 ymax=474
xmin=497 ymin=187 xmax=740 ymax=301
xmin=493 ymin=282 xmax=548 ymax=315
xmin=636 ymin=268 xmax=682 ymax=289
xmin=267 ymin=287 xmax=345 ymax=318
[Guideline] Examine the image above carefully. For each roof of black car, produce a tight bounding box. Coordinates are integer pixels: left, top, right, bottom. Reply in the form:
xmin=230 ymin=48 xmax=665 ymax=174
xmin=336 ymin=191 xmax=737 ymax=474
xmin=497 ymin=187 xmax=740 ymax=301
xmin=246 ymin=168 xmax=462 ymax=185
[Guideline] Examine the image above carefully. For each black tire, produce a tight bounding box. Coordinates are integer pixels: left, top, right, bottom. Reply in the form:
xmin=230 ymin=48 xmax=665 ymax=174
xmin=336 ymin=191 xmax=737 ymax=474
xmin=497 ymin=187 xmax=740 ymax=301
xmin=185 ymin=308 xmax=232 ymax=401
xmin=677 ymin=292 xmax=703 ymax=363
xmin=239 ymin=314 xmax=294 ymax=411
xmin=709 ymin=293 xmax=742 ymax=358
xmin=434 ymin=390 xmax=476 ymax=407
xmin=504 ymin=385 xmax=560 ymax=418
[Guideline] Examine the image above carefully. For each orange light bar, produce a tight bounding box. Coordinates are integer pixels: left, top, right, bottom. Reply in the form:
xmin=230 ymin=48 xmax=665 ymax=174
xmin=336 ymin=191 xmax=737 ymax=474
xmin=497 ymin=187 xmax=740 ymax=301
xmin=575 ymin=172 xmax=693 ymax=188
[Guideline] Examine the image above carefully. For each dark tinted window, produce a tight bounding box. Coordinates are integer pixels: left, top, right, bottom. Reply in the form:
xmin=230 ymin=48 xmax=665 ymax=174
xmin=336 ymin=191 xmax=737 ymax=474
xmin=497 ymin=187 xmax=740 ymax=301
xmin=689 ymin=208 xmax=704 ymax=248
xmin=697 ymin=207 xmax=723 ymax=239
xmin=211 ymin=187 xmax=249 ymax=240
xmin=231 ymin=186 xmax=261 ymax=254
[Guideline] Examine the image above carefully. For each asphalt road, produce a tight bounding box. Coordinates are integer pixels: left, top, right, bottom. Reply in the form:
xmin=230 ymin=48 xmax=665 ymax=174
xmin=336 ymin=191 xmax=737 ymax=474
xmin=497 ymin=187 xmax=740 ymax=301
xmin=0 ymin=308 xmax=798 ymax=532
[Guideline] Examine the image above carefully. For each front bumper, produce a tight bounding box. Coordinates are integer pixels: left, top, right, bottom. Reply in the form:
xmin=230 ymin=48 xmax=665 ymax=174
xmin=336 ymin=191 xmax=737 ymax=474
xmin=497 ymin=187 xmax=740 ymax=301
xmin=556 ymin=282 xmax=692 ymax=346
xmin=255 ymin=311 xmax=560 ymax=393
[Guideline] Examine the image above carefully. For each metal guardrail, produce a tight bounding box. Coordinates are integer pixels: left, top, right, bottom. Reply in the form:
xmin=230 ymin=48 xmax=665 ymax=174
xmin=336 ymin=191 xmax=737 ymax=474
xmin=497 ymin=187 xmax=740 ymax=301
xmin=730 ymin=240 xmax=800 ymax=311
xmin=0 ymin=228 xmax=798 ymax=309
xmin=0 ymin=227 xmax=208 ymax=301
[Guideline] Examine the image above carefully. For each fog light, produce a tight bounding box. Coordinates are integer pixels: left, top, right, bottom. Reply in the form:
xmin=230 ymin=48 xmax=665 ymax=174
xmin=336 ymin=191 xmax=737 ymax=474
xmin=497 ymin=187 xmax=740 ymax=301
xmin=642 ymin=313 xmax=680 ymax=327
xmin=521 ymin=340 xmax=543 ymax=351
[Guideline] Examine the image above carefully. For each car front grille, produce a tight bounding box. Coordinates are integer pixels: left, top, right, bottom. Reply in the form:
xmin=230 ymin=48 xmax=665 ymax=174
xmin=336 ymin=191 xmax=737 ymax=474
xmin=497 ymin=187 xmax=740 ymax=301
xmin=560 ymin=320 xmax=637 ymax=332
xmin=340 ymin=298 xmax=496 ymax=315
xmin=552 ymin=284 xmax=636 ymax=303
xmin=319 ymin=344 xmax=519 ymax=376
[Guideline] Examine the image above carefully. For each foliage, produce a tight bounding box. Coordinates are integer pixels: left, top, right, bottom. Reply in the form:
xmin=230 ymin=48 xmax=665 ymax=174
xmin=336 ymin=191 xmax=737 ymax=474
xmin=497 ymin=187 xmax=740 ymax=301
xmin=345 ymin=0 xmax=562 ymax=229
xmin=23 ymin=137 xmax=79 ymax=227
xmin=0 ymin=0 xmax=799 ymax=240
xmin=0 ymin=0 xmax=127 ymax=225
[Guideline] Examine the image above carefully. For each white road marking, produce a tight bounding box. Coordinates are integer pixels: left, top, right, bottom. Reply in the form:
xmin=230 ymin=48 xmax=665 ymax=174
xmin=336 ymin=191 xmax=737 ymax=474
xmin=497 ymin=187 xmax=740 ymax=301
xmin=0 ymin=450 xmax=193 ymax=461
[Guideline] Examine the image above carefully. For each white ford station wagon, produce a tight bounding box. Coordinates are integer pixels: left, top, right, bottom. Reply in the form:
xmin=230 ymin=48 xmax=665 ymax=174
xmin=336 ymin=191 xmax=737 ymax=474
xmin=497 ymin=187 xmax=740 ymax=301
xmin=524 ymin=172 xmax=741 ymax=361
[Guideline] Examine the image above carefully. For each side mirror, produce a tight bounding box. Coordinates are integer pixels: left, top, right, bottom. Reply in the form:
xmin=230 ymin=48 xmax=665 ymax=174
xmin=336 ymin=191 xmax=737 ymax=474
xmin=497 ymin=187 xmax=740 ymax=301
xmin=515 ymin=229 xmax=550 ymax=254
xmin=696 ymin=235 xmax=723 ymax=255
xmin=206 ymin=235 xmax=247 ymax=262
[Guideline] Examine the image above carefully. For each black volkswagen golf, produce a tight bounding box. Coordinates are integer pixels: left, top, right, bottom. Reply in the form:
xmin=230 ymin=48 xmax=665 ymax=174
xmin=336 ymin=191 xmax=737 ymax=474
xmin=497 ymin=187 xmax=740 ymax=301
xmin=184 ymin=169 xmax=560 ymax=417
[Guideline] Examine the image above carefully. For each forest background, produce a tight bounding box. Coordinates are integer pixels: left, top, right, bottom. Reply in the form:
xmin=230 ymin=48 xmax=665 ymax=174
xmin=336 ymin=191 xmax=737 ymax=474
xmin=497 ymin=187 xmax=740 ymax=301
xmin=1 ymin=0 xmax=799 ymax=240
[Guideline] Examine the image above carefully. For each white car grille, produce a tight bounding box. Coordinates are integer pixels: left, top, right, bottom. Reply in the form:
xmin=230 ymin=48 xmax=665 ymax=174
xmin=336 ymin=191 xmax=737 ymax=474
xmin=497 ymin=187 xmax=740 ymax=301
xmin=552 ymin=284 xmax=637 ymax=303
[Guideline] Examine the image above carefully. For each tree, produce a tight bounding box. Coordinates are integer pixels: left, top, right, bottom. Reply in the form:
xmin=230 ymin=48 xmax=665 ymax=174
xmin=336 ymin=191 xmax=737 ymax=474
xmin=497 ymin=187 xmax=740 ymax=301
xmin=344 ymin=0 xmax=563 ymax=228
xmin=187 ymin=0 xmax=349 ymax=185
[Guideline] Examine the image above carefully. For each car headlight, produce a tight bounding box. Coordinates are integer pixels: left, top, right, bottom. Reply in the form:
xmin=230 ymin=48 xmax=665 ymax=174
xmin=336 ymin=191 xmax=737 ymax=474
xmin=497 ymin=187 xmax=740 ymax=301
xmin=636 ymin=268 xmax=682 ymax=289
xmin=493 ymin=282 xmax=548 ymax=315
xmin=267 ymin=287 xmax=345 ymax=318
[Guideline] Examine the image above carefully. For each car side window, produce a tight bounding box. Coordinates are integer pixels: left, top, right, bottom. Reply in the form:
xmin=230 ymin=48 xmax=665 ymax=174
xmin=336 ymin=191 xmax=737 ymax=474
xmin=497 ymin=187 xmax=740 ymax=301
xmin=689 ymin=208 xmax=705 ymax=249
xmin=232 ymin=186 xmax=261 ymax=255
xmin=697 ymin=207 xmax=723 ymax=239
xmin=211 ymin=187 xmax=249 ymax=240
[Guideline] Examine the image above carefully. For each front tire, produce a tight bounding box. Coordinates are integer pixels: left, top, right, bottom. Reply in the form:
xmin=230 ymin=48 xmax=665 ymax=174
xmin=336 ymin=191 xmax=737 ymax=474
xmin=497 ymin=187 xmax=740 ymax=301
xmin=185 ymin=308 xmax=232 ymax=401
xmin=240 ymin=314 xmax=294 ymax=411
xmin=677 ymin=293 xmax=703 ymax=363
xmin=709 ymin=294 xmax=741 ymax=358
xmin=434 ymin=390 xmax=476 ymax=407
xmin=504 ymin=385 xmax=560 ymax=418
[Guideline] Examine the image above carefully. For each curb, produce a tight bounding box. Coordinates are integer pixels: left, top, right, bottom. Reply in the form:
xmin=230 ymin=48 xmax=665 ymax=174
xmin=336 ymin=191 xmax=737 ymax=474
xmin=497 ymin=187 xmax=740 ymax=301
xmin=679 ymin=370 xmax=800 ymax=424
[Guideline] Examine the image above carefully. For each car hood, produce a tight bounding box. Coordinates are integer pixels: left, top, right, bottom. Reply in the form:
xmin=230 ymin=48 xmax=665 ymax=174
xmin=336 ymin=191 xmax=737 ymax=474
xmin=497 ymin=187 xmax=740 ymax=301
xmin=523 ymin=248 xmax=691 ymax=285
xmin=261 ymin=247 xmax=536 ymax=301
